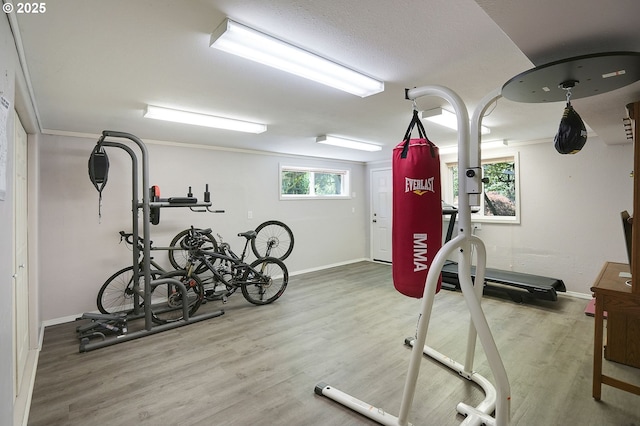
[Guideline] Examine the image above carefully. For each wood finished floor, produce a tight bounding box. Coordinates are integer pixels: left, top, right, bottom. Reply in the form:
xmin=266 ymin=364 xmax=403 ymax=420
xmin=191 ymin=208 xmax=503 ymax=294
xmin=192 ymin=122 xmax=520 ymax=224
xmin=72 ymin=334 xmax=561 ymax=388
xmin=29 ymin=261 xmax=640 ymax=425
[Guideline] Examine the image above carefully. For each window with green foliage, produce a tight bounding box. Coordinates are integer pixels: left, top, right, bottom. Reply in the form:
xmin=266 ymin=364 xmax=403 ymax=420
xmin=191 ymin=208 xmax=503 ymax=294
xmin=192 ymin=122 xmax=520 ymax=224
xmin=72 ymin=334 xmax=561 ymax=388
xmin=281 ymin=170 xmax=310 ymax=195
xmin=280 ymin=165 xmax=350 ymax=199
xmin=446 ymin=155 xmax=520 ymax=222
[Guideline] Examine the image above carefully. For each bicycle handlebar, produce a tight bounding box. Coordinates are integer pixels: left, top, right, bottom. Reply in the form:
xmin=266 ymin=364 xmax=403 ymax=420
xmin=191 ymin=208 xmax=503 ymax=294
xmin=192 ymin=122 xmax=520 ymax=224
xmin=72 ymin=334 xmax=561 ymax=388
xmin=119 ymin=231 xmax=153 ymax=248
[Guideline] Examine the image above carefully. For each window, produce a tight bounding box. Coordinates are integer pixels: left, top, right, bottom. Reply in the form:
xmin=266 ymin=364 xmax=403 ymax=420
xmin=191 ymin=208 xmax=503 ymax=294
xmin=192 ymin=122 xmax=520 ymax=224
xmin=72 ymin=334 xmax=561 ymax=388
xmin=280 ymin=165 xmax=350 ymax=199
xmin=445 ymin=154 xmax=520 ymax=223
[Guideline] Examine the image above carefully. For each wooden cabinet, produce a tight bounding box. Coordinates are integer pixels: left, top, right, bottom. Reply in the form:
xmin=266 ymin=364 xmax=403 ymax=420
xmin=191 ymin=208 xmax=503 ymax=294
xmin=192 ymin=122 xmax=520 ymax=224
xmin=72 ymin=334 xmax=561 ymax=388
xmin=631 ymin=100 xmax=640 ymax=292
xmin=596 ymin=260 xmax=640 ymax=368
xmin=591 ymin=101 xmax=640 ymax=399
xmin=591 ymin=262 xmax=640 ymax=399
xmin=606 ymin=311 xmax=640 ymax=368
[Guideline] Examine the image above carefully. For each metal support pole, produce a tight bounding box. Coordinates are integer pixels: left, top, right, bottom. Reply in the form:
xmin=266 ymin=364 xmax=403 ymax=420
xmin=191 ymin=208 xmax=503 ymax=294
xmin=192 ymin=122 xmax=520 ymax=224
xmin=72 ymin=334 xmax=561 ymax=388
xmin=100 ymin=141 xmax=143 ymax=315
xmin=398 ymin=85 xmax=473 ymax=425
xmin=463 ymin=87 xmax=503 ymax=372
xmin=316 ymin=85 xmax=510 ymax=426
xmin=101 ymin=130 xmax=153 ymax=330
xmin=79 ymin=309 xmax=225 ymax=352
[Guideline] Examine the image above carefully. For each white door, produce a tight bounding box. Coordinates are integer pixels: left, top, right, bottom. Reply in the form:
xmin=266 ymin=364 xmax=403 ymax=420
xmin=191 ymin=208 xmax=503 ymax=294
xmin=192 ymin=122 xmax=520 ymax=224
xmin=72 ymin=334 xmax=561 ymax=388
xmin=13 ymin=112 xmax=29 ymax=398
xmin=371 ymin=168 xmax=392 ymax=262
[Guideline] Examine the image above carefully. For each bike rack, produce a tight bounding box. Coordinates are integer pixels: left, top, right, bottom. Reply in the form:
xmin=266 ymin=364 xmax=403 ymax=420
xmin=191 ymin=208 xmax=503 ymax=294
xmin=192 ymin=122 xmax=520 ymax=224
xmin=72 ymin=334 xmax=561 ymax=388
xmin=79 ymin=130 xmax=225 ymax=352
xmin=315 ymin=86 xmax=511 ymax=425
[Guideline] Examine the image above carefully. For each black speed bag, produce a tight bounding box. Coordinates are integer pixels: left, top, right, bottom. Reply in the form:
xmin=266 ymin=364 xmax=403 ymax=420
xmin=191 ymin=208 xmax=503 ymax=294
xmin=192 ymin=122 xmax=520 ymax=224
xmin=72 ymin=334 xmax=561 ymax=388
xmin=554 ymin=104 xmax=587 ymax=155
xmin=88 ymin=147 xmax=109 ymax=190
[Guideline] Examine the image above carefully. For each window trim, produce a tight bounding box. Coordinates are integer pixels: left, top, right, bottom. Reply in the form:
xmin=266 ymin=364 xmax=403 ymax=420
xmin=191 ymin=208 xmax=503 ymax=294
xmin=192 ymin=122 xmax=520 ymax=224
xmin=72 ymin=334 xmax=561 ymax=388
xmin=279 ymin=164 xmax=351 ymax=200
xmin=444 ymin=152 xmax=520 ymax=224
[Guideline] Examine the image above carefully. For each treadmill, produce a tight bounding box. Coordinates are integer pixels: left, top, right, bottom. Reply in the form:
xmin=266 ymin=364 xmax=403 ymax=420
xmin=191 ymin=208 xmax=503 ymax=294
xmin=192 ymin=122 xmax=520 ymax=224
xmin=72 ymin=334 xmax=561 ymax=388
xmin=440 ymin=204 xmax=566 ymax=302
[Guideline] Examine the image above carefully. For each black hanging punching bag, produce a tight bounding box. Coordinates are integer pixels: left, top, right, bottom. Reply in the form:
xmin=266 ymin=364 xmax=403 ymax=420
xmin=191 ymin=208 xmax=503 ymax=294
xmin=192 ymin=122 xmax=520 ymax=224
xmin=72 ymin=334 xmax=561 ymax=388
xmin=88 ymin=145 xmax=109 ymax=219
xmin=554 ymin=102 xmax=587 ymax=154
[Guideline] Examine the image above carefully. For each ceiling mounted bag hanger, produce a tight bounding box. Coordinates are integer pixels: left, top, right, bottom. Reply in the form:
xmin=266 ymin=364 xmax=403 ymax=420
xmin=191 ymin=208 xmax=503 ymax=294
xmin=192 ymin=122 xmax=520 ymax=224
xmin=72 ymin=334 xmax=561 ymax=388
xmin=392 ymin=107 xmax=442 ymax=298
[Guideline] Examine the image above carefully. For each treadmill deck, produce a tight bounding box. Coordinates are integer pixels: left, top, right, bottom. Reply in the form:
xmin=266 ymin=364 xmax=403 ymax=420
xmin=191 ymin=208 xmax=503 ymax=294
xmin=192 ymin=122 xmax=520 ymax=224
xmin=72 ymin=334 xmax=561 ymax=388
xmin=441 ymin=262 xmax=566 ymax=302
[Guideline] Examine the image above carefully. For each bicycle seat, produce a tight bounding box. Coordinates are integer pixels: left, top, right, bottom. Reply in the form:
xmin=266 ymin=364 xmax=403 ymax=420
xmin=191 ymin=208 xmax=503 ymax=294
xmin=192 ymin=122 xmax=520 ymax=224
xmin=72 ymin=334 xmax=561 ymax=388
xmin=238 ymin=230 xmax=257 ymax=240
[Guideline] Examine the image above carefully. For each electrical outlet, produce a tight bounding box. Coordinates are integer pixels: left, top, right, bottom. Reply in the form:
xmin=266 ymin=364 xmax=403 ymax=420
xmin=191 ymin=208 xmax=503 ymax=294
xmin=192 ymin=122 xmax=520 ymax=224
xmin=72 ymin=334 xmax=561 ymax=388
xmin=248 ymin=210 xmax=253 ymax=219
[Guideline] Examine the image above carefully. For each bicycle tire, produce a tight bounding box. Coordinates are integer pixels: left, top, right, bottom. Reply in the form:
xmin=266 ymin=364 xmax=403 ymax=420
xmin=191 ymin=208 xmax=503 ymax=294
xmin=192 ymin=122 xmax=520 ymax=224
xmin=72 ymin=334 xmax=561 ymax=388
xmin=150 ymin=269 xmax=205 ymax=324
xmin=168 ymin=228 xmax=218 ymax=270
xmin=251 ymin=220 xmax=294 ymax=261
xmin=97 ymin=266 xmax=160 ymax=314
xmin=241 ymin=257 xmax=288 ymax=305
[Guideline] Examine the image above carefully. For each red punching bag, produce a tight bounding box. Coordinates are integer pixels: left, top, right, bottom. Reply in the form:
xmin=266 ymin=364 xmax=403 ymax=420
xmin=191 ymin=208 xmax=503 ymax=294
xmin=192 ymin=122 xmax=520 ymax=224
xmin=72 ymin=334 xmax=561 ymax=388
xmin=392 ymin=110 xmax=442 ymax=298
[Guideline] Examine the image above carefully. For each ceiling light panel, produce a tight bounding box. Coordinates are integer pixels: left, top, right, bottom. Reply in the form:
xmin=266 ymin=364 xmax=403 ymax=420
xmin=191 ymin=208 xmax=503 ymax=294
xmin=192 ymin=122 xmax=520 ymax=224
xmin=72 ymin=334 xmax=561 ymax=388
xmin=420 ymin=108 xmax=491 ymax=135
xmin=210 ymin=19 xmax=384 ymax=98
xmin=144 ymin=105 xmax=267 ymax=134
xmin=438 ymin=140 xmax=508 ymax=155
xmin=316 ymin=135 xmax=382 ymax=152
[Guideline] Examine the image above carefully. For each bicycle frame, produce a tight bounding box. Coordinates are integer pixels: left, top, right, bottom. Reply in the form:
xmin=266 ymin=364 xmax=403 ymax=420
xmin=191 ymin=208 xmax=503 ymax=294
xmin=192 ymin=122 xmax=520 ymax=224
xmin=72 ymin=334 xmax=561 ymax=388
xmin=214 ymin=233 xmax=250 ymax=263
xmin=187 ymin=247 xmax=266 ymax=300
xmin=215 ymin=228 xmax=278 ymax=263
xmin=120 ymin=232 xmax=170 ymax=317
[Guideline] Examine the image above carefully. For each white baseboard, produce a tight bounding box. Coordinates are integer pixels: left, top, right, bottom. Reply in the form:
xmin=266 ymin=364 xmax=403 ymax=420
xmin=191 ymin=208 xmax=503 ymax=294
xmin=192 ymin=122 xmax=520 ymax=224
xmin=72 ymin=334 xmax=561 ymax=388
xmin=14 ymin=348 xmax=39 ymax=426
xmin=42 ymin=311 xmax=100 ymax=328
xmin=289 ymin=258 xmax=369 ymax=277
xmin=563 ymin=290 xmax=593 ymax=300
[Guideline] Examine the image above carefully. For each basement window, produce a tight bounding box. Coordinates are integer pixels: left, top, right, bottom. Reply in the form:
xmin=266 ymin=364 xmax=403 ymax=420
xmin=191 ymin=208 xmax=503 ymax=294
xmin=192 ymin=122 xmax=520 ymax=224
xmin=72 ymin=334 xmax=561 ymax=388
xmin=280 ymin=165 xmax=350 ymax=199
xmin=444 ymin=154 xmax=520 ymax=223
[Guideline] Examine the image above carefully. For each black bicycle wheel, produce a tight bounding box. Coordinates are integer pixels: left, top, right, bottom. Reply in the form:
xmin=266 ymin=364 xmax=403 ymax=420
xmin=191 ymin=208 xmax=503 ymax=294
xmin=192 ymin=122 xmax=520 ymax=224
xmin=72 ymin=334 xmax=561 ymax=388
xmin=150 ymin=270 xmax=205 ymax=324
xmin=241 ymin=257 xmax=288 ymax=305
xmin=251 ymin=220 xmax=294 ymax=261
xmin=168 ymin=228 xmax=218 ymax=270
xmin=97 ymin=266 xmax=160 ymax=314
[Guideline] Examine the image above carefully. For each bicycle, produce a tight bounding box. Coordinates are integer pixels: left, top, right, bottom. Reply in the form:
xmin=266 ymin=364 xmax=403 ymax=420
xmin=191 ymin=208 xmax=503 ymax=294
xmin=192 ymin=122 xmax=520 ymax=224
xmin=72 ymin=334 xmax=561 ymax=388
xmin=96 ymin=231 xmax=205 ymax=323
xmin=168 ymin=220 xmax=294 ymax=270
xmin=182 ymin=227 xmax=289 ymax=305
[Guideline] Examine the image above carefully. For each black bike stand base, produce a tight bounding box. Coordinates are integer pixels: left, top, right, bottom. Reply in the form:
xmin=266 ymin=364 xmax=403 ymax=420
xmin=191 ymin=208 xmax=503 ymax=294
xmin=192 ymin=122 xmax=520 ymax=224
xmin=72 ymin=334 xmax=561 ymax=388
xmin=79 ymin=309 xmax=224 ymax=352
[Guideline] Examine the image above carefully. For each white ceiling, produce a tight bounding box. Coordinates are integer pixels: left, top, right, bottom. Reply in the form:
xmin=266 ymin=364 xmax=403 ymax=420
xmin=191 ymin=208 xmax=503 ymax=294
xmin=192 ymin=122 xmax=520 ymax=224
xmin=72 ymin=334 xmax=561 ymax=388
xmin=12 ymin=0 xmax=640 ymax=162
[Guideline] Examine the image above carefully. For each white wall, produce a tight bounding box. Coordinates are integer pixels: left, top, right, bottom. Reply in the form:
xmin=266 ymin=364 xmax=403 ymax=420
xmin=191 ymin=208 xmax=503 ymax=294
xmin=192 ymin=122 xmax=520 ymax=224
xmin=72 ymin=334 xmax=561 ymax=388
xmin=474 ymin=138 xmax=633 ymax=295
xmin=37 ymin=134 xmax=368 ymax=322
xmin=367 ymin=136 xmax=634 ymax=296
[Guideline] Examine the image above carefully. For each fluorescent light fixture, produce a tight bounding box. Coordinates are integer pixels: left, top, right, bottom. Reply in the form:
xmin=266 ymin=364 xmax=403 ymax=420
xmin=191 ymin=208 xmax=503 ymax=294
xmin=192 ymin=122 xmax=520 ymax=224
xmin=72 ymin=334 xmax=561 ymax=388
xmin=481 ymin=140 xmax=508 ymax=150
xmin=438 ymin=145 xmax=458 ymax=155
xmin=438 ymin=140 xmax=508 ymax=155
xmin=420 ymin=108 xmax=491 ymax=135
xmin=316 ymin=135 xmax=382 ymax=152
xmin=144 ymin=105 xmax=266 ymax=134
xmin=210 ymin=19 xmax=384 ymax=98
